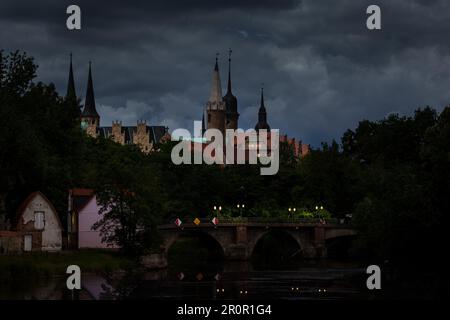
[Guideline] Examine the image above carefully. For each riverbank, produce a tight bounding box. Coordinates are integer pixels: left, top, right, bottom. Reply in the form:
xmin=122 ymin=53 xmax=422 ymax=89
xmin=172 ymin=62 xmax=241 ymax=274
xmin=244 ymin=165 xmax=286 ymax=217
xmin=0 ymin=250 xmax=134 ymax=281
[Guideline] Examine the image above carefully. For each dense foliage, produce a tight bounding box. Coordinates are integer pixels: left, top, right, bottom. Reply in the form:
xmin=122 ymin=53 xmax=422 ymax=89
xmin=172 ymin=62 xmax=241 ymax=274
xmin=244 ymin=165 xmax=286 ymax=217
xmin=0 ymin=51 xmax=448 ymax=262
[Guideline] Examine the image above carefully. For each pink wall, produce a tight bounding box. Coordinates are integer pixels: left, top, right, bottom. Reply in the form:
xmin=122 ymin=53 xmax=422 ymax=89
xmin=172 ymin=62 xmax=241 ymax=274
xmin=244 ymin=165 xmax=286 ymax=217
xmin=78 ymin=196 xmax=118 ymax=249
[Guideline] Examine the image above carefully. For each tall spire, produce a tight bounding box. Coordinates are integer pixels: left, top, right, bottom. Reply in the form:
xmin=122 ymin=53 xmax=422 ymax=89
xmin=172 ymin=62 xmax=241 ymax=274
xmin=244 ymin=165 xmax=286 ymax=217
xmin=214 ymin=53 xmax=219 ymax=71
xmin=208 ymin=53 xmax=224 ymax=107
xmin=223 ymin=48 xmax=238 ymax=130
xmin=255 ymin=85 xmax=270 ymax=131
xmin=226 ymin=48 xmax=232 ymax=94
xmin=259 ymin=85 xmax=266 ymax=112
xmin=206 ymin=53 xmax=227 ymax=135
xmin=82 ymin=61 xmax=100 ymax=118
xmin=66 ymin=53 xmax=76 ymax=102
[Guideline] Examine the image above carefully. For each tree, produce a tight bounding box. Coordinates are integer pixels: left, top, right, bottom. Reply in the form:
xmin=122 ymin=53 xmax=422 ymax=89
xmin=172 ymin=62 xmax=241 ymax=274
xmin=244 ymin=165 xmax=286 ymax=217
xmin=90 ymin=138 xmax=164 ymax=256
xmin=296 ymin=141 xmax=360 ymax=216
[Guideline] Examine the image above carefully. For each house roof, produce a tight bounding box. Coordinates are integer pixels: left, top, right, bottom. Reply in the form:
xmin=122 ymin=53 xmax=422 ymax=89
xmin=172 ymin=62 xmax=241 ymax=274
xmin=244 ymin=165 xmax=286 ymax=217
xmin=69 ymin=188 xmax=95 ymax=213
xmin=15 ymin=191 xmax=64 ymax=230
xmin=70 ymin=188 xmax=94 ymax=196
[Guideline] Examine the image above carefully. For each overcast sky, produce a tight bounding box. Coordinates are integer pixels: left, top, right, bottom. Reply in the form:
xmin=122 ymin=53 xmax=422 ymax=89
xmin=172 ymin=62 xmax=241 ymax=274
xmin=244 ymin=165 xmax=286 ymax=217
xmin=2 ymin=0 xmax=450 ymax=146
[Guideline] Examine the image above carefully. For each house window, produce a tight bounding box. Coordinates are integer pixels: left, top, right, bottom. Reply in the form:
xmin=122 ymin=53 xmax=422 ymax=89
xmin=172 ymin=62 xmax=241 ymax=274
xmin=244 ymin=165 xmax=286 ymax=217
xmin=34 ymin=211 xmax=45 ymax=230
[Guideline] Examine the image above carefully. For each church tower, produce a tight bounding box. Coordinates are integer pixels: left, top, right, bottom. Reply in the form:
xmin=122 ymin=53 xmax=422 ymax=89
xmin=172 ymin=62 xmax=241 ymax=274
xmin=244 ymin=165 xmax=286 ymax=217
xmin=65 ymin=53 xmax=81 ymax=118
xmin=206 ymin=55 xmax=226 ymax=136
xmin=254 ymin=86 xmax=271 ymax=131
xmin=223 ymin=49 xmax=239 ymax=130
xmin=81 ymin=62 xmax=100 ymax=137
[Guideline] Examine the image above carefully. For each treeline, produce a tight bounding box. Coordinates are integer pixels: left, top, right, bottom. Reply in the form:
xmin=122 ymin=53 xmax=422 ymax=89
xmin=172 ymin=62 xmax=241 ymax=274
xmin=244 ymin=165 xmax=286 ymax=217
xmin=1 ymin=51 xmax=448 ymax=261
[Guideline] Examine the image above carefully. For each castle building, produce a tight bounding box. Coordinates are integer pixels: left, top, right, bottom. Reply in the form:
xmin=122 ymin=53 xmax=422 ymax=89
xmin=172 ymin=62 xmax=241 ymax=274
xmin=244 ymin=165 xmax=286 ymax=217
xmin=68 ymin=57 xmax=169 ymax=153
xmin=202 ymin=52 xmax=309 ymax=158
xmin=67 ymin=53 xmax=309 ymax=157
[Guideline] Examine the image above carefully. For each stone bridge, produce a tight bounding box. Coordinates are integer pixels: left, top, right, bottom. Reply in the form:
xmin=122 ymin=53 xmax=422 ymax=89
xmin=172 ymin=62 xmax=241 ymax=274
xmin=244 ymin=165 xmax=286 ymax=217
xmin=142 ymin=218 xmax=357 ymax=267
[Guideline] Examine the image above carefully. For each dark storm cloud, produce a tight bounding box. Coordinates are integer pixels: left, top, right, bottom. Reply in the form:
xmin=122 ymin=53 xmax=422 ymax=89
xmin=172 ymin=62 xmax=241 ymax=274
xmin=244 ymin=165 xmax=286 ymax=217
xmin=1 ymin=0 xmax=450 ymax=146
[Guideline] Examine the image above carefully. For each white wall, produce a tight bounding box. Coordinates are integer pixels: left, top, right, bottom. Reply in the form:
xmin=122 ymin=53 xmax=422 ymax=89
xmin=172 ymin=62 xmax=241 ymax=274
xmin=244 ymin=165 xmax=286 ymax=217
xmin=20 ymin=193 xmax=62 ymax=251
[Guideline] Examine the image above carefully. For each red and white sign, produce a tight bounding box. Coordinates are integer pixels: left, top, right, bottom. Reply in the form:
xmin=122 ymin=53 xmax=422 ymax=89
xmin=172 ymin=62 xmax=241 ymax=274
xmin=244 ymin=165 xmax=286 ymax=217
xmin=175 ymin=218 xmax=182 ymax=227
xmin=211 ymin=217 xmax=219 ymax=226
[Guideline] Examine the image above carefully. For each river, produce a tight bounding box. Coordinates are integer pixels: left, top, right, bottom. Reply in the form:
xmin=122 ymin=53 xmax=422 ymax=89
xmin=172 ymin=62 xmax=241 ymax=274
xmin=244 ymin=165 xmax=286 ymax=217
xmin=0 ymin=259 xmax=382 ymax=300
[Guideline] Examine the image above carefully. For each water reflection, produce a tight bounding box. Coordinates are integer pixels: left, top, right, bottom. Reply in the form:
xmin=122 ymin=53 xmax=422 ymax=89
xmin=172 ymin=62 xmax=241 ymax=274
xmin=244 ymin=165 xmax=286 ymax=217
xmin=102 ymin=259 xmax=369 ymax=300
xmin=1 ymin=258 xmax=442 ymax=300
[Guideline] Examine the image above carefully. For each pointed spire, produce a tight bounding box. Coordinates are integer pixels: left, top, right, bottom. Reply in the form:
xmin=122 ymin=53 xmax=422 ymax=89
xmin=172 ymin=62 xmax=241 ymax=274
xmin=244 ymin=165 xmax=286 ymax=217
xmin=226 ymin=48 xmax=232 ymax=94
xmin=208 ymin=53 xmax=224 ymax=105
xmin=259 ymin=84 xmax=266 ymax=111
xmin=214 ymin=52 xmax=219 ymax=71
xmin=66 ymin=53 xmax=77 ymax=102
xmin=82 ymin=61 xmax=100 ymax=118
xmin=255 ymin=84 xmax=270 ymax=131
xmin=223 ymin=49 xmax=238 ymax=129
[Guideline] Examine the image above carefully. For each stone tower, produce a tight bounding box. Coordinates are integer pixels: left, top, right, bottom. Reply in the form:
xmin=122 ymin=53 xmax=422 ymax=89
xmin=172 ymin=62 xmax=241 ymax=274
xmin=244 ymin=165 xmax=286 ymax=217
xmin=81 ymin=62 xmax=100 ymax=137
xmin=133 ymin=120 xmax=152 ymax=153
xmin=223 ymin=49 xmax=239 ymax=130
xmin=206 ymin=55 xmax=226 ymax=136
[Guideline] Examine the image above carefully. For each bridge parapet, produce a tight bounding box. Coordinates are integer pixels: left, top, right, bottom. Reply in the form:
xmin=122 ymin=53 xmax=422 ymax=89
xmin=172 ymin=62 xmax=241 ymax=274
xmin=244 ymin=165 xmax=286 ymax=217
xmin=159 ymin=217 xmax=352 ymax=229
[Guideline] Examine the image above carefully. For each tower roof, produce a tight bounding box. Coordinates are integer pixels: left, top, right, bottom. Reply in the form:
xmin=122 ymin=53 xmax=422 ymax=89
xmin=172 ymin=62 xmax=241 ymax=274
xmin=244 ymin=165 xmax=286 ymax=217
xmin=66 ymin=53 xmax=76 ymax=102
xmin=208 ymin=54 xmax=224 ymax=105
xmin=259 ymin=86 xmax=266 ymax=112
xmin=255 ymin=86 xmax=270 ymax=130
xmin=226 ymin=48 xmax=233 ymax=95
xmin=223 ymin=48 xmax=237 ymax=114
xmin=81 ymin=61 xmax=100 ymax=118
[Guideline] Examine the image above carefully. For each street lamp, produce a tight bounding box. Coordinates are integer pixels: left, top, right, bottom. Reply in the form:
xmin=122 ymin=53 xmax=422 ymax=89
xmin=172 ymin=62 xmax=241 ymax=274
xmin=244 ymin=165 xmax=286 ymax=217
xmin=237 ymin=204 xmax=245 ymax=217
xmin=288 ymin=207 xmax=296 ymax=219
xmin=213 ymin=205 xmax=222 ymax=217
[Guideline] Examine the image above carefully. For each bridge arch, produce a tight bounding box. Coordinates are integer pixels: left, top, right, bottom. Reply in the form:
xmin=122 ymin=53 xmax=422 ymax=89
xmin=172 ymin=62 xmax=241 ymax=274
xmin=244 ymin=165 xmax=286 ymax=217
xmin=325 ymin=228 xmax=357 ymax=240
xmin=249 ymin=229 xmax=303 ymax=261
xmin=163 ymin=229 xmax=226 ymax=262
xmin=324 ymin=229 xmax=358 ymax=259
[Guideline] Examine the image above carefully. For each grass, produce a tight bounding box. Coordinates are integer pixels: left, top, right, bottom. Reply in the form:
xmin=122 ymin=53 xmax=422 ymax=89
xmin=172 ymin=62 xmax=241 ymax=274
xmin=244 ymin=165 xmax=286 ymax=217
xmin=0 ymin=249 xmax=135 ymax=282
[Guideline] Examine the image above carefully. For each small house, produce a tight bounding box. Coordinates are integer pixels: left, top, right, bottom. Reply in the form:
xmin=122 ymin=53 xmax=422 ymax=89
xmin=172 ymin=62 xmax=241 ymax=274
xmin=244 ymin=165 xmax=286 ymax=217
xmin=68 ymin=189 xmax=117 ymax=249
xmin=15 ymin=191 xmax=63 ymax=252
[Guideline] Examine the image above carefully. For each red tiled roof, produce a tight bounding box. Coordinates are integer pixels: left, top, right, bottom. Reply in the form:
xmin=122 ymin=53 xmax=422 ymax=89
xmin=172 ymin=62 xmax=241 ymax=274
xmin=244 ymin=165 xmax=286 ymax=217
xmin=70 ymin=188 xmax=95 ymax=196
